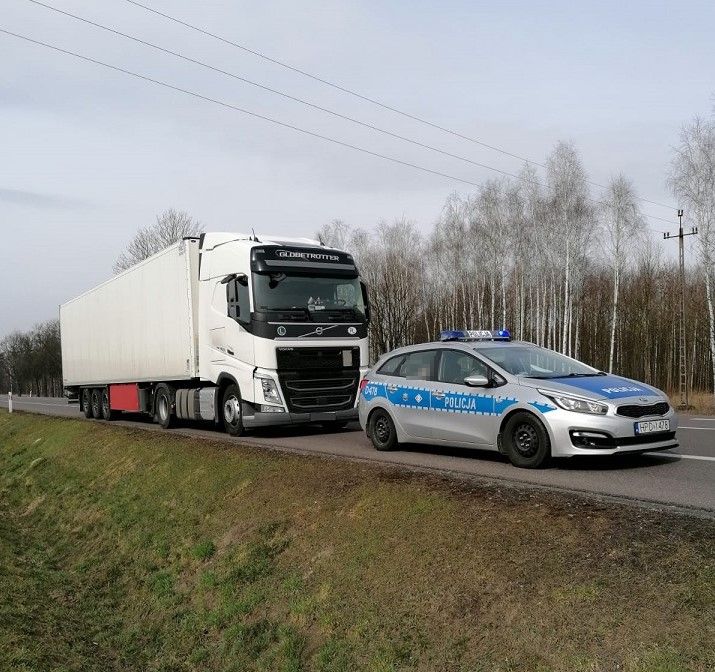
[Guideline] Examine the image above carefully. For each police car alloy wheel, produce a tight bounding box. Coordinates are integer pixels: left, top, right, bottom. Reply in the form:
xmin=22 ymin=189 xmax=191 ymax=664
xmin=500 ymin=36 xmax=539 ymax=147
xmin=368 ymin=409 xmax=398 ymax=451
xmin=503 ymin=411 xmax=551 ymax=468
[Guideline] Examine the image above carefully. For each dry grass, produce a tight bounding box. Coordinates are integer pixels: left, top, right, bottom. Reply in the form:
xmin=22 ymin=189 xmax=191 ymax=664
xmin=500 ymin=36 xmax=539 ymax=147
xmin=667 ymin=389 xmax=715 ymax=414
xmin=1 ymin=411 xmax=713 ymax=672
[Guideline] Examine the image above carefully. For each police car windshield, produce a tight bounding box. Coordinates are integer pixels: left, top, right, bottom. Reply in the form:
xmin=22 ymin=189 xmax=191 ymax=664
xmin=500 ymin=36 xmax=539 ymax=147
xmin=474 ymin=345 xmax=601 ymax=378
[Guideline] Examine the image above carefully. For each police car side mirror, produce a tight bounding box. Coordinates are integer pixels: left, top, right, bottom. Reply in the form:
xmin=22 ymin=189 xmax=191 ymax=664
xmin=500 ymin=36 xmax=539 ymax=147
xmin=464 ymin=375 xmax=490 ymax=387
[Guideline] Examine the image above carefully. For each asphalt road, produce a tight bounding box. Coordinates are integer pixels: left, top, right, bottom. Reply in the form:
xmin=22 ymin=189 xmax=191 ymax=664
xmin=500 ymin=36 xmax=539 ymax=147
xmin=2 ymin=394 xmax=714 ymax=515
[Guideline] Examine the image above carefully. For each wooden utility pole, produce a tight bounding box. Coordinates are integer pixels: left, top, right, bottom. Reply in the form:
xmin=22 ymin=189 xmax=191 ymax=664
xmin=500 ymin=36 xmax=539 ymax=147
xmin=663 ymin=209 xmax=698 ymax=409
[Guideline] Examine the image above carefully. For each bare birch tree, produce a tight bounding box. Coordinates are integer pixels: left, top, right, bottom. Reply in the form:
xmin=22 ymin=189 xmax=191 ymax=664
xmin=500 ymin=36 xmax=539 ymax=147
xmin=602 ymin=175 xmax=646 ymax=372
xmin=668 ymin=116 xmax=715 ymax=396
xmin=114 ymin=209 xmax=202 ymax=273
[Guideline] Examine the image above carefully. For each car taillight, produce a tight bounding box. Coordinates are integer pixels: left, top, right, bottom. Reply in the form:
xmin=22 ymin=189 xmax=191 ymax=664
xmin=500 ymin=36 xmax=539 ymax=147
xmin=359 ymin=378 xmax=369 ymax=393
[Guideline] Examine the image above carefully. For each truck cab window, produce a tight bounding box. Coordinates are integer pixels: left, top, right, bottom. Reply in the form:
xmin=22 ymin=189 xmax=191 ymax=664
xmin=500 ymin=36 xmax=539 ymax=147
xmin=227 ymin=277 xmax=250 ymax=324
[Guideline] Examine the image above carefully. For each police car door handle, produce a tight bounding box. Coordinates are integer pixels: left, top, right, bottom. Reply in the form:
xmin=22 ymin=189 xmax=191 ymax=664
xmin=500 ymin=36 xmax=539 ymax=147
xmin=433 ymin=390 xmax=445 ymax=399
xmin=387 ymin=383 xmax=398 ymax=392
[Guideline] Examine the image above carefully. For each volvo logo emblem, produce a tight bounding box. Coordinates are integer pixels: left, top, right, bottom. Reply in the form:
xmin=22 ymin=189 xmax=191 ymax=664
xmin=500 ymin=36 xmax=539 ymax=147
xmin=348 ymin=326 xmax=357 ymax=335
xmin=315 ymin=327 xmax=324 ymax=335
xmin=277 ymin=326 xmax=286 ymax=336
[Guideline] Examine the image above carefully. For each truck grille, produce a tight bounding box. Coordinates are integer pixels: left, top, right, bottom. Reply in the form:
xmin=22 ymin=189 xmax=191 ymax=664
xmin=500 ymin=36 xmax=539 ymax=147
xmin=616 ymin=402 xmax=670 ymax=418
xmin=277 ymin=347 xmax=360 ymax=413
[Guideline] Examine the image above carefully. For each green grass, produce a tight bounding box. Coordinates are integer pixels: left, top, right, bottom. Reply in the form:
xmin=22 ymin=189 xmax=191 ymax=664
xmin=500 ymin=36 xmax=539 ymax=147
xmin=0 ymin=411 xmax=713 ymax=672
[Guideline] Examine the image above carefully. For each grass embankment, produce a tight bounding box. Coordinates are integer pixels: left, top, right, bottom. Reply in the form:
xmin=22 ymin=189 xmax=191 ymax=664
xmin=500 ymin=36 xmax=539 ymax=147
xmin=1 ymin=412 xmax=713 ymax=672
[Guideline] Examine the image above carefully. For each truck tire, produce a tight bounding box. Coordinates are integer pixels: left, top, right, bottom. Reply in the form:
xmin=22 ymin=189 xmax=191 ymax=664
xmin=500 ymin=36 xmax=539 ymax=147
xmin=221 ymin=384 xmax=244 ymax=437
xmin=502 ymin=411 xmax=551 ymax=468
xmin=154 ymin=385 xmax=174 ymax=429
xmin=101 ymin=388 xmax=115 ymax=421
xmin=82 ymin=388 xmax=93 ymax=419
xmin=90 ymin=388 xmax=102 ymax=419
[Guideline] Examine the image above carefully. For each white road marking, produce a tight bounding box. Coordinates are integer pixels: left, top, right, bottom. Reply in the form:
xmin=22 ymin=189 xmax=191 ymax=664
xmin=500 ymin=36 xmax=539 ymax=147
xmin=646 ymin=452 xmax=715 ymax=462
xmin=0 ymin=400 xmax=68 ymax=407
xmin=691 ymin=417 xmax=715 ymax=421
xmin=678 ymin=426 xmax=715 ymax=431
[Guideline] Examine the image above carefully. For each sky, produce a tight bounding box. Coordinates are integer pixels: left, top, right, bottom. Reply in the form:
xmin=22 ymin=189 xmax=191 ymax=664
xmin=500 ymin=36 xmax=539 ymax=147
xmin=1 ymin=0 xmax=714 ymax=335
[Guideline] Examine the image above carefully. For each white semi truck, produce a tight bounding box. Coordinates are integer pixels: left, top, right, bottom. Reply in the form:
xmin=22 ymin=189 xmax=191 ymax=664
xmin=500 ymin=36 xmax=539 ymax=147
xmin=60 ymin=233 xmax=370 ymax=435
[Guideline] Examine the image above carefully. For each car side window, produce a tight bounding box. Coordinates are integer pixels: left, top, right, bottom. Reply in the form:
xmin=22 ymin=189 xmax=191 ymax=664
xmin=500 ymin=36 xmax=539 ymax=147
xmin=398 ymin=350 xmax=436 ymax=381
xmin=377 ymin=355 xmax=405 ymax=376
xmin=437 ymin=350 xmax=488 ymax=385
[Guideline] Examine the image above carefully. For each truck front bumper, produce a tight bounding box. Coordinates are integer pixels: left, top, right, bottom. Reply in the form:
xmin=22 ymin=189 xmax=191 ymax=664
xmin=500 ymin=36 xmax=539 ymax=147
xmin=242 ymin=407 xmax=358 ymax=428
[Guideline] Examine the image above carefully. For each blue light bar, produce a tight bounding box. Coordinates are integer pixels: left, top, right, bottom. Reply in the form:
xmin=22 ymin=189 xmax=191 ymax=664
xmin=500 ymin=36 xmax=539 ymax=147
xmin=440 ymin=329 xmax=511 ymax=342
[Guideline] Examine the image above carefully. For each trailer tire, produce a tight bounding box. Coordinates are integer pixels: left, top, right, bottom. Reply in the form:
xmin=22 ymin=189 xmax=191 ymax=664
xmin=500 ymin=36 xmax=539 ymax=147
xmin=101 ymin=388 xmax=115 ymax=421
xmin=82 ymin=388 xmax=93 ymax=418
xmin=90 ymin=388 xmax=102 ymax=419
xmin=154 ymin=385 xmax=174 ymax=429
xmin=221 ymin=384 xmax=244 ymax=437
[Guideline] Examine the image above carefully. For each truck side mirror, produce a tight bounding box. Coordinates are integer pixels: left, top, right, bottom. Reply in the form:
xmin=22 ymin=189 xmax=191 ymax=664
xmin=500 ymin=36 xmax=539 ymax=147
xmin=360 ymin=281 xmax=371 ymax=321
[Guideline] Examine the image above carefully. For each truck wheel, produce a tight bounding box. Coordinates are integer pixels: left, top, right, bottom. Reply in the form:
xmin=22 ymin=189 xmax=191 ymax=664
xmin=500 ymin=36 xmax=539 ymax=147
xmin=90 ymin=388 xmax=102 ymax=419
xmin=368 ymin=409 xmax=398 ymax=451
xmin=503 ymin=411 xmax=551 ymax=468
xmin=154 ymin=386 xmax=174 ymax=429
xmin=101 ymin=388 xmax=115 ymax=421
xmin=82 ymin=389 xmax=93 ymax=418
xmin=222 ymin=384 xmax=244 ymax=437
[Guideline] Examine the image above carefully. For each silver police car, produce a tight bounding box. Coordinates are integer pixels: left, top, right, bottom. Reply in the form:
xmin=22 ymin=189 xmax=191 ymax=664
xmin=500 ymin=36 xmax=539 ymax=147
xmin=358 ymin=330 xmax=678 ymax=468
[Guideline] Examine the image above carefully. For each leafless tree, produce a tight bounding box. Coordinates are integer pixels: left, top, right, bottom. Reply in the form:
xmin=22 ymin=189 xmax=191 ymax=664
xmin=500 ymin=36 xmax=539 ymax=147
xmin=602 ymin=175 xmax=646 ymax=372
xmin=668 ymin=116 xmax=715 ymax=396
xmin=114 ymin=209 xmax=202 ymax=273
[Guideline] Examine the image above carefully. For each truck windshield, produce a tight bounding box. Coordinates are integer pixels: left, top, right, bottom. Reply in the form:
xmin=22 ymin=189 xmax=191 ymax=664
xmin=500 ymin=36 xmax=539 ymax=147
xmin=474 ymin=345 xmax=602 ymax=378
xmin=253 ymin=273 xmax=366 ymax=318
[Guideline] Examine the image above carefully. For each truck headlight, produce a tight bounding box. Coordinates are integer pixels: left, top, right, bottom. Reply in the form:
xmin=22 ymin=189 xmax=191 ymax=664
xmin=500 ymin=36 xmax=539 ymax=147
xmin=539 ymin=390 xmax=608 ymax=415
xmin=257 ymin=376 xmax=282 ymax=404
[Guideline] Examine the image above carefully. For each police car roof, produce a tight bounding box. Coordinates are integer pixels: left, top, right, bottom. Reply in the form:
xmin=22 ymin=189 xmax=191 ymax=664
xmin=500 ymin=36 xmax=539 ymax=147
xmin=377 ymin=339 xmax=535 ymax=359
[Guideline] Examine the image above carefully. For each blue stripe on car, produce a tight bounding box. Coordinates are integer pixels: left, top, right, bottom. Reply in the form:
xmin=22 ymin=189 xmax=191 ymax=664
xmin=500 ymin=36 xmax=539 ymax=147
xmin=361 ymin=382 xmax=517 ymax=416
xmin=546 ymin=375 xmax=659 ymax=399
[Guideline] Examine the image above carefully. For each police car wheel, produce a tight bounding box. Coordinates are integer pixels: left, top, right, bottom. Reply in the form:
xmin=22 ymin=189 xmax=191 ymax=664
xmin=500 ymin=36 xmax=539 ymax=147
xmin=503 ymin=412 xmax=551 ymax=468
xmin=368 ymin=409 xmax=397 ymax=451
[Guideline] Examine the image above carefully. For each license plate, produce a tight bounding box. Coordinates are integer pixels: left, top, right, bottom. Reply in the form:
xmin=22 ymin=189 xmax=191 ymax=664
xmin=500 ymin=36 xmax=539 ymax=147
xmin=634 ymin=419 xmax=670 ymax=435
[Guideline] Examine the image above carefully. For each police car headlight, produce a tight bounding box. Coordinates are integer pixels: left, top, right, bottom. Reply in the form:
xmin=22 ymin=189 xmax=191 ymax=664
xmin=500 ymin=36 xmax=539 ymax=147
xmin=256 ymin=375 xmax=282 ymax=404
xmin=539 ymin=391 xmax=608 ymax=415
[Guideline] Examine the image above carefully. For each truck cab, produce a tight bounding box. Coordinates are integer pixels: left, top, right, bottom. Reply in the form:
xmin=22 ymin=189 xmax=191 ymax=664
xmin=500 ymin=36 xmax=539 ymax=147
xmin=198 ymin=233 xmax=370 ymax=434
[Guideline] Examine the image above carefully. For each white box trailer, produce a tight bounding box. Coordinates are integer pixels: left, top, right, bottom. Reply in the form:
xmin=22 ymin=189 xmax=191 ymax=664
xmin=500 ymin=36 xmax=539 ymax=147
xmin=60 ymin=234 xmax=370 ymax=435
xmin=61 ymin=241 xmax=200 ymax=386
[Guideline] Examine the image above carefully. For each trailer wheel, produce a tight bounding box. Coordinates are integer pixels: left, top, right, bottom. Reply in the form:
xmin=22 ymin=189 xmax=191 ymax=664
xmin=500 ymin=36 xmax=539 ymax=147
xmin=90 ymin=388 xmax=101 ymax=419
xmin=222 ymin=384 xmax=244 ymax=437
xmin=154 ymin=386 xmax=174 ymax=429
xmin=82 ymin=388 xmax=93 ymax=419
xmin=101 ymin=388 xmax=115 ymax=421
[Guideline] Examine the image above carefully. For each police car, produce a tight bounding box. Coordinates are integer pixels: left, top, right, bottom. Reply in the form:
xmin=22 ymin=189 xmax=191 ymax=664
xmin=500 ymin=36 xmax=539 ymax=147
xmin=358 ymin=330 xmax=678 ymax=468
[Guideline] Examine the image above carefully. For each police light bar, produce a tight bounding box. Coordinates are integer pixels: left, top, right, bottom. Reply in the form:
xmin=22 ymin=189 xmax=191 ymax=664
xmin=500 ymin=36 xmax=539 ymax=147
xmin=440 ymin=329 xmax=511 ymax=342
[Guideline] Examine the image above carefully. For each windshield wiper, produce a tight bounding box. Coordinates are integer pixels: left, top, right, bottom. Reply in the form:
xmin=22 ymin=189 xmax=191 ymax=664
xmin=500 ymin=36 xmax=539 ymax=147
xmin=556 ymin=372 xmax=607 ymax=378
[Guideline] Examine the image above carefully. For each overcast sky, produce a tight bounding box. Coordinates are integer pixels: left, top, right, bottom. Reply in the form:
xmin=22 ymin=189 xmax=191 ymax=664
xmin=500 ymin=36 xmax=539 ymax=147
xmin=1 ymin=0 xmax=714 ymax=335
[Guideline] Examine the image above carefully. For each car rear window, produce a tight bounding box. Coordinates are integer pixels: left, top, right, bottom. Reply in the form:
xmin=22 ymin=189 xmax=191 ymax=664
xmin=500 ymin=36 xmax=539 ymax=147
xmin=377 ymin=354 xmax=405 ymax=376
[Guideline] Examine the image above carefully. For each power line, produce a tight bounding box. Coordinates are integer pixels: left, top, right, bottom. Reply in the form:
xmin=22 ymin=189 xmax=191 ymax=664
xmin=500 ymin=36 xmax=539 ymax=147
xmin=121 ymin=0 xmax=676 ymax=213
xmin=0 ymin=28 xmax=512 ymax=191
xmin=11 ymin=6 xmax=676 ymax=231
xmin=21 ymin=0 xmax=546 ymax=184
xmin=1 ymin=27 xmax=673 ymax=231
